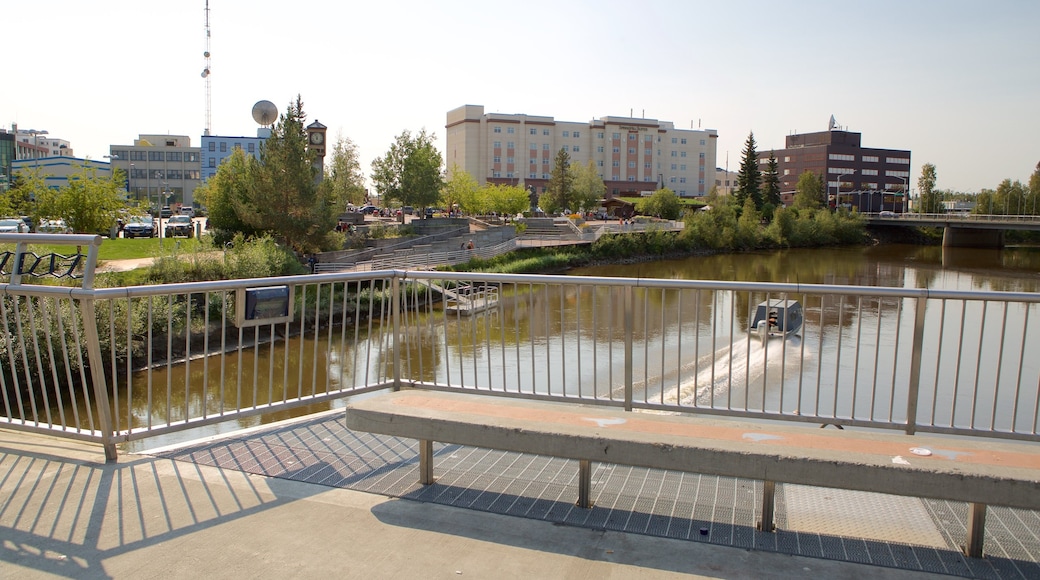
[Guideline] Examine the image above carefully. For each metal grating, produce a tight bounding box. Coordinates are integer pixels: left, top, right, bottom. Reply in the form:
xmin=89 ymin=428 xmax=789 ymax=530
xmin=149 ymin=414 xmax=1040 ymax=580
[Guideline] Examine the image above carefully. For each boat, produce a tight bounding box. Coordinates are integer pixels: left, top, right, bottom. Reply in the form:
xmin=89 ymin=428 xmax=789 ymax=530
xmin=750 ymin=299 xmax=803 ymax=341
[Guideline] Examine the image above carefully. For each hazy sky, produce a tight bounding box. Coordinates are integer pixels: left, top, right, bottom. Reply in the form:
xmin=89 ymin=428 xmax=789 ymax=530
xmin=5 ymin=0 xmax=1038 ymax=193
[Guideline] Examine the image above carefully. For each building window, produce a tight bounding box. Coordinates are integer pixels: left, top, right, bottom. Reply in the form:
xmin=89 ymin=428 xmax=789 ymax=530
xmin=783 ymin=169 xmax=791 ymax=176
xmin=700 ymin=140 xmax=706 ymax=146
xmin=613 ymin=147 xmax=620 ymax=153
xmin=507 ymin=142 xmax=514 ymax=149
xmin=612 ymin=160 xmax=620 ymax=167
xmin=185 ymin=170 xmax=200 ymax=179
xmin=208 ymin=142 xmax=216 ymax=151
xmin=543 ymin=144 xmax=550 ymax=150
xmin=680 ymin=177 xmax=687 ymax=184
xmin=645 ymin=148 xmax=652 ymax=155
xmin=493 ymin=172 xmax=501 ymax=178
xmin=149 ymin=151 xmax=164 ymax=161
xmin=543 ymin=173 xmax=550 ymax=179
xmin=886 ymin=157 xmax=910 ymax=165
xmin=671 ymin=138 xmax=678 ymax=144
xmin=493 ymin=156 xmax=501 ymax=163
xmin=628 ymin=161 xmax=636 ymax=168
xmin=628 ymin=134 xmax=636 ymax=141
xmin=669 ymin=177 xmax=676 ymax=183
xmin=681 ymin=138 xmax=687 ymax=145
xmin=573 ymin=146 xmax=580 ymax=152
xmin=597 ymin=160 xmax=604 ymax=167
xmin=220 ymin=142 xmax=227 ymax=152
xmin=612 ymin=133 xmax=621 ymax=139
xmin=493 ymin=141 xmax=501 ymax=149
xmin=247 ymin=143 xmax=255 ymax=153
xmin=543 ymin=129 xmax=550 ymax=135
xmin=597 ymin=132 xmax=604 ymax=139
xmin=628 ymin=148 xmax=636 ymax=154
xmin=681 ymin=151 xmax=687 ymax=158
xmin=829 ymin=153 xmax=855 ymax=161
xmin=186 ymin=152 xmax=199 ymax=162
xmin=167 ymin=152 xmax=182 ymax=161
xmin=530 ymin=172 xmax=537 ymax=178
xmin=562 ymin=145 xmax=569 ymax=152
xmin=530 ymin=128 xmax=537 ymax=135
xmin=507 ymin=127 xmax=514 ymax=134
xmin=670 ymin=151 xmax=677 ymax=157
xmin=530 ymin=157 xmax=537 ymax=164
xmin=597 ymin=146 xmax=604 ymax=153
xmin=784 ymin=156 xmax=791 ymax=162
xmin=644 ymin=162 xmax=651 ymax=169
xmin=562 ymin=131 xmax=569 ymax=137
xmin=680 ymin=164 xmax=687 ymax=171
xmin=573 ymin=131 xmax=580 ymax=138
xmin=644 ymin=135 xmax=652 ymax=142
xmin=671 ymin=164 xmax=677 ymax=170
xmin=208 ymin=158 xmax=216 ymax=167
xmin=698 ymin=152 xmax=704 ymax=159
xmin=494 ymin=126 xmax=501 ymax=133
xmin=507 ymin=157 xmax=514 ymax=164
xmin=862 ymin=168 xmax=879 ymax=176
xmin=862 ymin=155 xmax=879 ymax=163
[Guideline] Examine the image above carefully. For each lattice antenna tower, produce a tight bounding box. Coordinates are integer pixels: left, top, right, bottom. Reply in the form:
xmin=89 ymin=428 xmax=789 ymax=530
xmin=201 ymin=0 xmax=213 ymax=136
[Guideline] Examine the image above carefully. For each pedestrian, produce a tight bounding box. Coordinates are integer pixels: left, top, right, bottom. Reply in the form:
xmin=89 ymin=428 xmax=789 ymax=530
xmin=467 ymin=240 xmax=474 ymax=250
xmin=307 ymin=254 xmax=317 ymax=274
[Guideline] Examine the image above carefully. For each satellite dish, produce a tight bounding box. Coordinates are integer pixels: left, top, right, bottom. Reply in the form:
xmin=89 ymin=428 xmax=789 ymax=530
xmin=251 ymin=100 xmax=278 ymax=127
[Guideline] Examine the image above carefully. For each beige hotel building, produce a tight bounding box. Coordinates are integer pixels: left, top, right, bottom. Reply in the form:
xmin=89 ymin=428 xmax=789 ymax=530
xmin=446 ymin=105 xmax=717 ymax=199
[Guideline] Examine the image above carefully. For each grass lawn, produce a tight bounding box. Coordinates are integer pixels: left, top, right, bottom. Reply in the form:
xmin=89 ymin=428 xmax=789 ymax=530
xmin=17 ymin=235 xmax=215 ymax=261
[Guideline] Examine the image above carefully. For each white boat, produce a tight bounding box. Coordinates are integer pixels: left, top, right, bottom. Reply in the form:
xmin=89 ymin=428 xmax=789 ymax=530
xmin=750 ymin=299 xmax=803 ymax=342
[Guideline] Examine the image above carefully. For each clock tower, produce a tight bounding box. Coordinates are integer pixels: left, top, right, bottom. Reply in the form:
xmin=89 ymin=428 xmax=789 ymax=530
xmin=306 ymin=120 xmax=327 ymax=183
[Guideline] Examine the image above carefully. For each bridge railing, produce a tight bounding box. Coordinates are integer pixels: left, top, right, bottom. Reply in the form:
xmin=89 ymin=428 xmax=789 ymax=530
xmin=3 ymin=262 xmax=1039 ymax=459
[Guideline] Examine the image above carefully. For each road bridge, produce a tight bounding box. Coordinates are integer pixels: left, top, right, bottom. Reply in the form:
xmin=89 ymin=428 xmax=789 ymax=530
xmin=864 ymin=213 xmax=1040 ymax=247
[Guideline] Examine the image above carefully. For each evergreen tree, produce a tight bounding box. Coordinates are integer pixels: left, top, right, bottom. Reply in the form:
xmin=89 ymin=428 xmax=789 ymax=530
xmin=240 ymin=95 xmax=335 ymax=253
xmin=543 ymin=148 xmax=574 ymax=214
xmin=735 ymin=132 xmax=762 ymax=210
xmin=763 ymin=151 xmax=781 ymax=208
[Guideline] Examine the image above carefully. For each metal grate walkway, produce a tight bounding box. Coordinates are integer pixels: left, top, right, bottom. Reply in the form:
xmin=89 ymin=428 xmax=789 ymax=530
xmin=148 ymin=413 xmax=1040 ymax=579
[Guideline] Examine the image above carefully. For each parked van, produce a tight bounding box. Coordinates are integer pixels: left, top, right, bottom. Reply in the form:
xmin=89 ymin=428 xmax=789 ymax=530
xmin=180 ymin=206 xmax=195 ymax=217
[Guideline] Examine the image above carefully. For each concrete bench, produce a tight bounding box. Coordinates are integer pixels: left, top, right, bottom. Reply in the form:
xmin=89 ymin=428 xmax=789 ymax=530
xmin=344 ymin=390 xmax=1040 ymax=558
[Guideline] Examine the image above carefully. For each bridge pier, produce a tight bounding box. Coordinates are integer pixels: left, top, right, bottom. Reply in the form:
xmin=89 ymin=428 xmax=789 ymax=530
xmin=942 ymin=227 xmax=1004 ymax=248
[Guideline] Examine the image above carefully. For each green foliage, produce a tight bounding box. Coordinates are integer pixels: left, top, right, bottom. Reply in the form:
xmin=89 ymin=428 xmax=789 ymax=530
xmin=327 ymin=135 xmax=367 ymax=208
xmin=569 ymin=160 xmax=605 ymax=212
xmin=793 ymin=171 xmax=825 ymax=210
xmin=198 ymin=148 xmax=262 ymax=246
xmin=14 ymin=165 xmax=129 ymax=234
xmin=486 ymin=183 xmax=530 ymax=217
xmin=917 ymin=163 xmax=940 ymax=214
xmin=443 ymin=165 xmax=478 ymax=214
xmin=543 ymin=148 xmax=574 ymax=214
xmin=641 ymin=188 xmax=683 ymax=220
xmin=735 ymin=132 xmax=762 ymax=210
xmin=371 ymin=128 xmax=444 ymax=210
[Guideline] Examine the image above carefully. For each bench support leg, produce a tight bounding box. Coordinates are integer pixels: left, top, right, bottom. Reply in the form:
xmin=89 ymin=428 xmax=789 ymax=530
xmin=419 ymin=439 xmax=434 ymax=485
xmin=577 ymin=460 xmax=592 ymax=508
xmin=758 ymin=480 xmax=776 ymax=532
xmin=965 ymin=502 xmax=986 ymax=558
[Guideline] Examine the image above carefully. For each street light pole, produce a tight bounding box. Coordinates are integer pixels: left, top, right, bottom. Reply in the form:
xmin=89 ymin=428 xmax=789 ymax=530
xmin=27 ymin=129 xmax=49 ymax=172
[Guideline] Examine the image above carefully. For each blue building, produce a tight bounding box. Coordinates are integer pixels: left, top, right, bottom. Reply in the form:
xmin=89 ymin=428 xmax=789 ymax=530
xmin=200 ymin=130 xmax=269 ymax=181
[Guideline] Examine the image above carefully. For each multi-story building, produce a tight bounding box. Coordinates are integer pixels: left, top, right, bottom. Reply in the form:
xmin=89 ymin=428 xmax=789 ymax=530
xmin=446 ymin=105 xmax=717 ymax=200
xmin=714 ymin=167 xmax=739 ymax=196
xmin=11 ymin=157 xmax=113 ymax=189
xmin=200 ymin=129 xmax=269 ymax=182
xmin=765 ymin=122 xmax=911 ymax=212
xmin=0 ymin=129 xmax=14 ymax=191
xmin=109 ymin=135 xmax=202 ymax=211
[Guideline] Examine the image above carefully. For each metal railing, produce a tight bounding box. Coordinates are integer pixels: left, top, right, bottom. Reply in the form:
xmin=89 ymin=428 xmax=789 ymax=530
xmin=3 ymin=240 xmax=1040 ymax=459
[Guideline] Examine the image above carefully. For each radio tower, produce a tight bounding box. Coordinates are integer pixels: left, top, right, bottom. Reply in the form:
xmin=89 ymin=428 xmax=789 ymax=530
xmin=201 ymin=0 xmax=212 ymax=136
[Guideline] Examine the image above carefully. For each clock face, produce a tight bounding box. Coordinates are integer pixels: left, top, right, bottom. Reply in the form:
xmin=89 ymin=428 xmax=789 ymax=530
xmin=310 ymin=132 xmax=324 ymax=145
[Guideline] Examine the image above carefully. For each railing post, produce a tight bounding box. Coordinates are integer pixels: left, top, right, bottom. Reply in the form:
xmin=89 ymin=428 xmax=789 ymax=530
xmin=624 ymin=285 xmax=634 ymax=411
xmin=391 ymin=273 xmax=402 ymax=391
xmin=78 ymin=293 xmax=118 ymax=461
xmin=904 ymin=295 xmax=927 ymax=435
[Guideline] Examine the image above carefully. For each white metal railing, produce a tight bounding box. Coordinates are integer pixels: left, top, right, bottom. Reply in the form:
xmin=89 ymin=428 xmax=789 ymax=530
xmin=3 ymin=252 xmax=1040 ymax=459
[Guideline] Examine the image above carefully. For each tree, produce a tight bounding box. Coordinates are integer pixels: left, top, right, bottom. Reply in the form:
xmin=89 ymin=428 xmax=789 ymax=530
xmin=1028 ymin=161 xmax=1040 ymax=215
xmin=641 ymin=188 xmax=683 ymax=220
xmin=371 ymin=129 xmax=444 ymax=210
xmin=0 ymin=167 xmax=47 ymax=217
xmin=486 ymin=183 xmax=531 ymax=218
xmin=442 ymin=165 xmax=479 ymax=215
xmin=762 ymin=151 xmax=781 ymax=209
xmin=326 ymin=134 xmax=367 ymax=209
xmin=917 ymin=163 xmax=939 ymax=214
xmin=196 ymin=147 xmax=261 ymax=244
xmin=735 ymin=132 xmax=762 ymax=210
xmin=569 ymin=160 xmax=606 ymax=214
xmin=33 ymin=165 xmax=128 ymax=234
xmin=792 ymin=171 xmax=825 ymax=210
xmin=238 ymin=95 xmax=335 ymax=253
xmin=542 ymin=148 xmax=574 ymax=214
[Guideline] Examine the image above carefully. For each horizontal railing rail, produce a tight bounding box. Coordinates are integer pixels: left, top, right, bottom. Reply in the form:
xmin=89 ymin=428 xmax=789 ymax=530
xmin=3 ymin=261 xmax=1039 ymax=459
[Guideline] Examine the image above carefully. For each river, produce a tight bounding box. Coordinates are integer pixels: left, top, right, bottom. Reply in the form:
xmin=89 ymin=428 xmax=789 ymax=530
xmin=116 ymin=243 xmax=1039 ymax=451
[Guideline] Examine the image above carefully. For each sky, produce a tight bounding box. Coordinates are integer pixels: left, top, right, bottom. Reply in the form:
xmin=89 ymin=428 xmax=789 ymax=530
xmin=5 ymin=0 xmax=1038 ymax=193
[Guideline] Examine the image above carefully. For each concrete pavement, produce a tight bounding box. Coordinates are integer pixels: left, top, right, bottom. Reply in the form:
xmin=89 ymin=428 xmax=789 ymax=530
xmin=0 ymin=428 xmax=944 ymax=580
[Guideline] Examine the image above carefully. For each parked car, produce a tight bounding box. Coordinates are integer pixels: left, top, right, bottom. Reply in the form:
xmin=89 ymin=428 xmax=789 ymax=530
xmin=180 ymin=206 xmax=195 ymax=217
xmin=36 ymin=219 xmax=72 ymax=234
xmin=879 ymin=210 xmax=897 ymax=218
xmin=165 ymin=215 xmax=194 ymax=238
xmin=0 ymin=218 xmax=30 ymax=233
xmin=402 ymin=206 xmax=414 ymax=215
xmin=359 ymin=205 xmax=379 ymax=215
xmin=122 ymin=215 xmax=157 ymax=238
xmin=160 ymin=206 xmax=173 ymax=218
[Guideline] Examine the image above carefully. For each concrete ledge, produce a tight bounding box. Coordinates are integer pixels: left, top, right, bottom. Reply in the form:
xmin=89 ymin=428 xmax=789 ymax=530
xmin=346 ymin=389 xmax=1040 ymax=557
